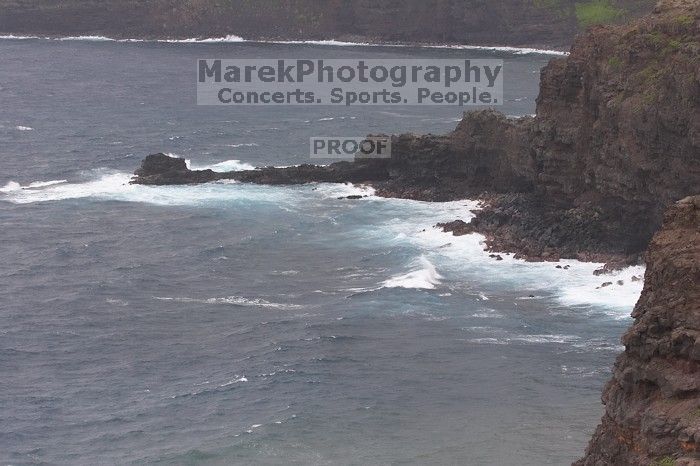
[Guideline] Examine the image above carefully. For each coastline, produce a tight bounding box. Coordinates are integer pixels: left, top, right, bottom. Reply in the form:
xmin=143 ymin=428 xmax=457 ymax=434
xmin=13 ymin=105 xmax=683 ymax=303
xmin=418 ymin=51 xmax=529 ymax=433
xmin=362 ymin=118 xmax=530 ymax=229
xmin=127 ymin=0 xmax=699 ymax=277
xmin=0 ymin=166 xmax=647 ymax=312
xmin=0 ymin=33 xmax=570 ymax=56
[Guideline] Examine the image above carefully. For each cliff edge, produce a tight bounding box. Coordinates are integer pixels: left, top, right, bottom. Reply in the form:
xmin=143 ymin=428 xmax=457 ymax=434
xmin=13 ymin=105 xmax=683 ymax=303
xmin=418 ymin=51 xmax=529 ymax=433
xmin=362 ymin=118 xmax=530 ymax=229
xmin=575 ymin=195 xmax=700 ymax=465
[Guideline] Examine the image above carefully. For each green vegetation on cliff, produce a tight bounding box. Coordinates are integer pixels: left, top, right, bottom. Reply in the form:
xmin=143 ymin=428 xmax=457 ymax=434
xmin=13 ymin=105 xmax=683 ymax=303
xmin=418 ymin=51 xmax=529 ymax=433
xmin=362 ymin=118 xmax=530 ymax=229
xmin=575 ymin=0 xmax=622 ymax=26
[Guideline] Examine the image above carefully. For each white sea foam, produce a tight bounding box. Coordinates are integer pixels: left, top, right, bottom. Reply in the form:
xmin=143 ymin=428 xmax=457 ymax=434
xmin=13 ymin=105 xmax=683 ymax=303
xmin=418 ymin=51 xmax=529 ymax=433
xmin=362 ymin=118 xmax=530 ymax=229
xmin=0 ymin=34 xmax=568 ymax=55
xmin=158 ymin=35 xmax=246 ymax=43
xmin=273 ymin=39 xmax=379 ymax=47
xmin=467 ymin=333 xmax=581 ymax=345
xmin=370 ymin=197 xmax=643 ymax=313
xmin=313 ymin=183 xmax=376 ymax=199
xmin=382 ymin=255 xmax=442 ymax=289
xmin=423 ymin=43 xmax=569 ymax=56
xmin=0 ymin=179 xmax=67 ymax=192
xmin=220 ymin=376 xmax=248 ymax=387
xmin=557 ymin=265 xmax=645 ymax=317
xmin=0 ymin=169 xmax=643 ymax=311
xmin=58 ymin=35 xmax=114 ymax=42
xmin=0 ymin=173 xmax=131 ymax=203
xmin=27 ymin=180 xmax=67 ymax=188
xmin=264 ymin=38 xmax=568 ymax=55
xmin=225 ymin=143 xmax=259 ymax=148
xmin=154 ymin=295 xmax=301 ymax=310
xmin=4 ymin=34 xmax=246 ymax=43
xmin=0 ymin=34 xmax=39 ymax=40
xmin=430 ymin=230 xmax=642 ymax=314
xmin=471 ymin=310 xmax=505 ymax=319
xmin=0 ymin=181 xmax=21 ymax=193
xmin=208 ymin=160 xmax=256 ymax=172
xmin=164 ymin=152 xmax=256 ymax=172
xmin=0 ymin=34 xmax=243 ymax=44
xmin=0 ymin=171 xmax=290 ymax=206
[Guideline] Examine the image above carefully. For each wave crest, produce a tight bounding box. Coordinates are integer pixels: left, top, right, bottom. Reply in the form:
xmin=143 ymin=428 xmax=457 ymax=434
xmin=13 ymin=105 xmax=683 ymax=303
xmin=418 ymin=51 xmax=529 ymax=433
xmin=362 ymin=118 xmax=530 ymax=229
xmin=382 ymin=255 xmax=442 ymax=289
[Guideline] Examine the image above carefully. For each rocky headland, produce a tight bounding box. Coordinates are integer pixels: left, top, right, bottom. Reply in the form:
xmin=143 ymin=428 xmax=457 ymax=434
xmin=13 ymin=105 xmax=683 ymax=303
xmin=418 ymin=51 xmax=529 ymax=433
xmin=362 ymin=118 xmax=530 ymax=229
xmin=132 ymin=0 xmax=699 ymax=268
xmin=575 ymin=195 xmax=700 ymax=465
xmin=0 ymin=0 xmax=654 ymax=49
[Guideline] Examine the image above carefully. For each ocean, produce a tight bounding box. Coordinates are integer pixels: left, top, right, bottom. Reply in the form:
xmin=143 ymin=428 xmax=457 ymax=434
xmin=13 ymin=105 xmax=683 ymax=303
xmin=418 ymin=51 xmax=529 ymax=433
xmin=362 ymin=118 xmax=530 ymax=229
xmin=0 ymin=37 xmax=643 ymax=465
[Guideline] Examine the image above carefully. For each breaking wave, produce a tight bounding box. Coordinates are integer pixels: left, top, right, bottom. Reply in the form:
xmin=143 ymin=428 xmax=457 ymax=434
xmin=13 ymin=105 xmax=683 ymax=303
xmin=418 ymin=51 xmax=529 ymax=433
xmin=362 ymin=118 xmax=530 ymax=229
xmin=1 ymin=179 xmax=67 ymax=193
xmin=189 ymin=159 xmax=257 ymax=172
xmin=382 ymin=255 xmax=442 ymax=289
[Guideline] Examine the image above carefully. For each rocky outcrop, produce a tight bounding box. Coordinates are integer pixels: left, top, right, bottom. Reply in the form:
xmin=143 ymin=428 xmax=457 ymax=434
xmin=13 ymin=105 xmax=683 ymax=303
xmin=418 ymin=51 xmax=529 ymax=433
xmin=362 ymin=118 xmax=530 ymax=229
xmin=575 ymin=195 xmax=700 ymax=465
xmin=132 ymin=153 xmax=391 ymax=186
xmin=134 ymin=153 xmax=219 ymax=185
xmin=0 ymin=0 xmax=654 ymax=49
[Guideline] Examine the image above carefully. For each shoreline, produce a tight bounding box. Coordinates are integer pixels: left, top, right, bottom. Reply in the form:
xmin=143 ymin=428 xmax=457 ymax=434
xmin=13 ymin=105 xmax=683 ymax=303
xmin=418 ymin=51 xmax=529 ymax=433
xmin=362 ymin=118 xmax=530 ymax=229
xmin=128 ymin=152 xmax=646 ymax=273
xmin=0 ymin=33 xmax=570 ymax=56
xmin=0 ymin=166 xmax=647 ymax=310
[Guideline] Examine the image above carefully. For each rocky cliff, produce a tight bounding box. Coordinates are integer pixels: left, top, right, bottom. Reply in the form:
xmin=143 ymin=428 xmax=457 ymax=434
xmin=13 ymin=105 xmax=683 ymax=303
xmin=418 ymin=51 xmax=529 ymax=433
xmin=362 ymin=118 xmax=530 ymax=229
xmin=392 ymin=0 xmax=699 ymax=263
xmin=0 ymin=0 xmax=653 ymax=48
xmin=438 ymin=0 xmax=700 ymax=262
xmin=575 ymin=195 xmax=700 ymax=465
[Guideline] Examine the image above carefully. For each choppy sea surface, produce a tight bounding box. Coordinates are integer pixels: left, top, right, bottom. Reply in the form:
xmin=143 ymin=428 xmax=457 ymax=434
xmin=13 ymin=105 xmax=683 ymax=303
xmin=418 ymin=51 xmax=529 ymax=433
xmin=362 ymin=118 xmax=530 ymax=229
xmin=0 ymin=38 xmax=643 ymax=465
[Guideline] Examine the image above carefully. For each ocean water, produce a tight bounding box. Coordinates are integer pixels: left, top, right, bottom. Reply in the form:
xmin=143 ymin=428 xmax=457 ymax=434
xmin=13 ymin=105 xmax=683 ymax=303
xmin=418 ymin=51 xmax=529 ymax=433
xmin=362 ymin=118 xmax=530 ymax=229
xmin=0 ymin=38 xmax=643 ymax=465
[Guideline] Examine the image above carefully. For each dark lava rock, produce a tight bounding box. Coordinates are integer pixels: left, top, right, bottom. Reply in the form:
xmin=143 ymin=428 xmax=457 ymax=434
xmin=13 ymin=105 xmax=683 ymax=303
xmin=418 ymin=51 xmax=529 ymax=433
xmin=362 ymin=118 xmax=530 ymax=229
xmin=436 ymin=219 xmax=473 ymax=236
xmin=132 ymin=155 xmax=391 ymax=187
xmin=576 ymin=195 xmax=700 ymax=465
xmin=132 ymin=153 xmax=219 ymax=185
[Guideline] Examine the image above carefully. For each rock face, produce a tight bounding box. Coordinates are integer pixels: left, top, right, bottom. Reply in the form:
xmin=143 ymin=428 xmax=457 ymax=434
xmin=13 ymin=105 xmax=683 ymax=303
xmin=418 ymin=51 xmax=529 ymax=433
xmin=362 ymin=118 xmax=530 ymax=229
xmin=391 ymin=0 xmax=700 ymax=261
xmin=531 ymin=0 xmax=700 ymax=244
xmin=432 ymin=0 xmax=699 ymax=261
xmin=575 ymin=195 xmax=700 ymax=466
xmin=0 ymin=0 xmax=653 ymax=48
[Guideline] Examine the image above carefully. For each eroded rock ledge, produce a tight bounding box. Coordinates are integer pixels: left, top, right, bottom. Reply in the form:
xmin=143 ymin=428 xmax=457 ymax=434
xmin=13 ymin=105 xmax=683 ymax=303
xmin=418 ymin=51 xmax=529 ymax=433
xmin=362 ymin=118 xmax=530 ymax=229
xmin=575 ymin=195 xmax=700 ymax=465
